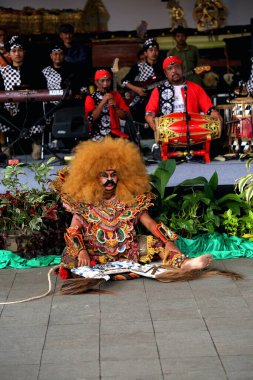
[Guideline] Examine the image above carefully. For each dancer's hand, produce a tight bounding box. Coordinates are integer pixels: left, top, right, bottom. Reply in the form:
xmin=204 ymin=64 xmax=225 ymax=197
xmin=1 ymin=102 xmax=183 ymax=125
xmin=78 ymin=250 xmax=90 ymax=267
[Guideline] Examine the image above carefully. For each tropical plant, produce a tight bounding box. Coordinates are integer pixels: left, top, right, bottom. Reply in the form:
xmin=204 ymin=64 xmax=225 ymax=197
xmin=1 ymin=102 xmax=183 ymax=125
xmin=0 ymin=158 xmax=68 ymax=257
xmin=149 ymin=159 xmax=250 ymax=238
xmin=235 ymin=157 xmax=253 ymax=203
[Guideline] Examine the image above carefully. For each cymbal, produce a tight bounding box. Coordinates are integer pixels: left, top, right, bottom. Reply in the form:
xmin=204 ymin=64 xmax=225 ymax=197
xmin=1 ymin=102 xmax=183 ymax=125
xmin=216 ymin=104 xmax=234 ymax=109
xmin=230 ymin=97 xmax=253 ymax=104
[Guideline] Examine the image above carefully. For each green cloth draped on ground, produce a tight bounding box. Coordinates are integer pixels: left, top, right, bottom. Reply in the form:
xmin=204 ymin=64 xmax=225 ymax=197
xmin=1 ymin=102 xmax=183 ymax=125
xmin=176 ymin=233 xmax=253 ymax=259
xmin=0 ymin=251 xmax=61 ymax=269
xmin=0 ymin=233 xmax=253 ymax=269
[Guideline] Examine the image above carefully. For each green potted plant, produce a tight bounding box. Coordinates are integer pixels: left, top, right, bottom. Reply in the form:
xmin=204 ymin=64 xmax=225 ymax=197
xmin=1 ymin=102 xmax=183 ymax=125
xmin=0 ymin=158 xmax=69 ymax=258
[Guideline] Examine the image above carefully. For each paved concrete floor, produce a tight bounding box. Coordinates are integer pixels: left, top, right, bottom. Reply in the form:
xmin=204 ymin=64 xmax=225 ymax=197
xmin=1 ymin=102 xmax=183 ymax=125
xmin=0 ymin=258 xmax=253 ymax=380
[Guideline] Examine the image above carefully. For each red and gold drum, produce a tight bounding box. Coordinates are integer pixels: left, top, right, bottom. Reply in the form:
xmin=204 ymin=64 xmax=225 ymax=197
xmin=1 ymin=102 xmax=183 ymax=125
xmin=154 ymin=112 xmax=221 ymax=146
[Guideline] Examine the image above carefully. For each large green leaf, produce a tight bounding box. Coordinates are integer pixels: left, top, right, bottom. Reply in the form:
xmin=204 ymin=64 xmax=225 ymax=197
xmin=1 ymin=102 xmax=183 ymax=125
xmin=208 ymin=171 xmax=219 ymax=192
xmin=176 ymin=176 xmax=208 ymax=188
xmin=150 ymin=159 xmax=176 ymax=198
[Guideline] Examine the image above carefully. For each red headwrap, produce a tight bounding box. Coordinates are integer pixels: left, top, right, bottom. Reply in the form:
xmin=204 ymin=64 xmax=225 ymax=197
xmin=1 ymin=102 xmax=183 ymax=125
xmin=94 ymin=70 xmax=112 ymax=81
xmin=163 ymin=56 xmax=183 ymax=70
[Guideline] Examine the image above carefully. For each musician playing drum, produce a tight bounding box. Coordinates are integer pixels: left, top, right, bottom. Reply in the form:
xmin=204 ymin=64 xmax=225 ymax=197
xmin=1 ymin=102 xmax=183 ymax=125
xmin=145 ymin=56 xmax=222 ymax=160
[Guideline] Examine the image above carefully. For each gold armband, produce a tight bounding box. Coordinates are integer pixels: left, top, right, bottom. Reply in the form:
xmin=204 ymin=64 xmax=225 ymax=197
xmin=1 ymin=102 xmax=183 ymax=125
xmin=64 ymin=226 xmax=86 ymax=257
xmin=154 ymin=222 xmax=178 ymax=243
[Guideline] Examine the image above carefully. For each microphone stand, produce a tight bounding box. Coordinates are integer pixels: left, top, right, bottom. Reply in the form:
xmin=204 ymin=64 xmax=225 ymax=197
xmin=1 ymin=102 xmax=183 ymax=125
xmin=183 ymin=83 xmax=192 ymax=161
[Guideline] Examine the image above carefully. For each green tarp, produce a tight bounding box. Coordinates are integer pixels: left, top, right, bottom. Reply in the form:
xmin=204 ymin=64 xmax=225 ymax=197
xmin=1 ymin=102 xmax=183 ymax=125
xmin=0 ymin=233 xmax=253 ymax=269
xmin=0 ymin=251 xmax=61 ymax=269
xmin=176 ymin=232 xmax=253 ymax=259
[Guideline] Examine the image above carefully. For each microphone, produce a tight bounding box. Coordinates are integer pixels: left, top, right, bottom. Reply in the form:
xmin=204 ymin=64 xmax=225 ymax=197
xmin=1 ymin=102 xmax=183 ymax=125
xmin=183 ymin=84 xmax=188 ymax=91
xmin=104 ymin=87 xmax=111 ymax=93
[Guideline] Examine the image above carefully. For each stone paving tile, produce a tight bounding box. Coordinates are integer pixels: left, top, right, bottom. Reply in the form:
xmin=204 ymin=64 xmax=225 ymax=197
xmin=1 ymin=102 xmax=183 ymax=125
xmin=49 ymin=300 xmax=100 ymax=325
xmin=223 ymin=259 xmax=253 ymax=279
xmin=155 ymin=330 xmax=217 ymax=357
xmin=0 ymin=324 xmax=47 ymax=338
xmin=149 ymin=298 xmax=202 ymax=320
xmin=205 ymin=316 xmax=253 ymax=331
xmin=212 ymin=332 xmax=253 ymax=355
xmin=0 ymin=335 xmax=45 ymax=352
xmin=161 ymin=357 xmax=228 ymax=379
xmin=235 ymin=279 xmax=253 ymax=296
xmin=227 ymin=372 xmax=253 ymax=380
xmin=189 ymin=275 xmax=240 ymax=290
xmin=0 ymin=364 xmax=40 ymax=380
xmin=153 ymin=318 xmax=207 ymax=333
xmin=163 ymin=370 xmax=227 ymax=380
xmin=100 ymin=309 xmax=152 ymax=322
xmin=42 ymin=347 xmax=99 ymax=364
xmin=47 ymin=322 xmax=100 ymax=337
xmin=44 ymin=333 xmax=98 ymax=351
xmin=195 ymin=295 xmax=252 ymax=318
xmin=160 ymin=355 xmax=224 ymax=375
xmin=221 ymin=354 xmax=253 ymax=372
xmin=100 ymin=333 xmax=159 ymax=361
xmin=221 ymin=355 xmax=253 ymax=380
xmin=39 ymin=362 xmax=100 ymax=380
xmin=101 ymin=358 xmax=163 ymax=379
xmin=0 ymin=350 xmax=42 ymax=365
xmin=100 ymin=319 xmax=154 ymax=335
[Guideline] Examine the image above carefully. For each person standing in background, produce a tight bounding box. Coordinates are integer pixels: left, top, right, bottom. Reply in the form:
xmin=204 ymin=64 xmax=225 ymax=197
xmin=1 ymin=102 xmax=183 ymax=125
xmin=58 ymin=23 xmax=91 ymax=90
xmin=167 ymin=26 xmax=201 ymax=85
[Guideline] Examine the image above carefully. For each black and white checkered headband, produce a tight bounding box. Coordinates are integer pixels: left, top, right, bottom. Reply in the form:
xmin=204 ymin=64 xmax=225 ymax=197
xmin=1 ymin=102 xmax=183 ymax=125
xmin=143 ymin=38 xmax=159 ymax=51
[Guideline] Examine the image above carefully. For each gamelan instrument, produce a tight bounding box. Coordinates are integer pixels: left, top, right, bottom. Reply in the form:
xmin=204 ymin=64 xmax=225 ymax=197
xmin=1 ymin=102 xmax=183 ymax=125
xmin=228 ymin=97 xmax=253 ymax=152
xmin=0 ymin=89 xmax=64 ymax=103
xmin=155 ymin=112 xmax=221 ymax=163
xmin=230 ymin=97 xmax=253 ymax=104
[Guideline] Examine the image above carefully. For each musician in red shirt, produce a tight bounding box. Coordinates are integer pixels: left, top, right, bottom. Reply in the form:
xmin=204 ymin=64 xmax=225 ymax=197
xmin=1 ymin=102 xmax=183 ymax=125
xmin=0 ymin=28 xmax=11 ymax=67
xmin=0 ymin=36 xmax=45 ymax=160
xmin=145 ymin=56 xmax=222 ymax=160
xmin=85 ymin=69 xmax=129 ymax=141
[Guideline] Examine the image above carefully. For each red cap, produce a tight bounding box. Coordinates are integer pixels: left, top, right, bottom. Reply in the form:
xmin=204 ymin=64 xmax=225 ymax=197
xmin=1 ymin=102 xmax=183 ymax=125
xmin=163 ymin=56 xmax=183 ymax=70
xmin=94 ymin=70 xmax=112 ymax=81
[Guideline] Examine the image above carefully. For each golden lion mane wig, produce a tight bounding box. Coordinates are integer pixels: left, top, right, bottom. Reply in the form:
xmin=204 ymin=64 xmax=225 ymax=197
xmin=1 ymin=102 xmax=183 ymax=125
xmin=61 ymin=137 xmax=151 ymax=203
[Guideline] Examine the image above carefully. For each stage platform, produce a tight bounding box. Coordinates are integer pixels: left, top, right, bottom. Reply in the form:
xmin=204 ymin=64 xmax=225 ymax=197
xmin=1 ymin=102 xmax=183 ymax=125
xmin=0 ymin=150 xmax=251 ymax=193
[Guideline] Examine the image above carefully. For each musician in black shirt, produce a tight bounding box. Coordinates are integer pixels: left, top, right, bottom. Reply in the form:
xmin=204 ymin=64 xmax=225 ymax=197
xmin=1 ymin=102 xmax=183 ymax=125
xmin=121 ymin=38 xmax=164 ymax=138
xmin=0 ymin=36 xmax=45 ymax=159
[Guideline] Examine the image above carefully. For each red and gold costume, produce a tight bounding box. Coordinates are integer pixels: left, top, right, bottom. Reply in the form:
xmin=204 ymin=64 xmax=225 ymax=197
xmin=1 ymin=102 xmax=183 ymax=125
xmin=52 ymin=137 xmax=186 ymax=275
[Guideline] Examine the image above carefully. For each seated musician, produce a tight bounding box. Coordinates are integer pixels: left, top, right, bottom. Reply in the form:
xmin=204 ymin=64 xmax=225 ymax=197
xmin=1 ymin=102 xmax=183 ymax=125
xmin=145 ymin=56 xmax=222 ymax=160
xmin=84 ymin=69 xmax=129 ymax=141
xmin=0 ymin=36 xmax=45 ymax=160
xmin=121 ymin=38 xmax=164 ymax=137
xmin=42 ymin=42 xmax=78 ymax=99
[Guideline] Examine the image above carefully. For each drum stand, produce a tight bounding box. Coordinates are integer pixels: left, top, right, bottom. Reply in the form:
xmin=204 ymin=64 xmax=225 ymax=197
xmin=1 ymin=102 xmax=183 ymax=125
xmin=184 ymin=86 xmax=193 ymax=162
xmin=160 ymin=137 xmax=212 ymax=164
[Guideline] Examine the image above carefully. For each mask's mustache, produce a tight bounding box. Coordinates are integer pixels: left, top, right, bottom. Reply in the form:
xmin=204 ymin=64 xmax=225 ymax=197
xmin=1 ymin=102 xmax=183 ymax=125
xmin=102 ymin=180 xmax=116 ymax=187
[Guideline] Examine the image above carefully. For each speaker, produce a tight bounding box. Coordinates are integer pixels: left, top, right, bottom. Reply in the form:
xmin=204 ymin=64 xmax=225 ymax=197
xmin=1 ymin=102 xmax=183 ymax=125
xmin=52 ymin=106 xmax=89 ymax=140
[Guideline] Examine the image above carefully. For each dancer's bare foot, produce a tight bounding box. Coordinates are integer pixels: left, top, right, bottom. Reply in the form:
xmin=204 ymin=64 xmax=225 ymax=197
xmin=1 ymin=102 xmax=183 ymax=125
xmin=180 ymin=254 xmax=212 ymax=271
